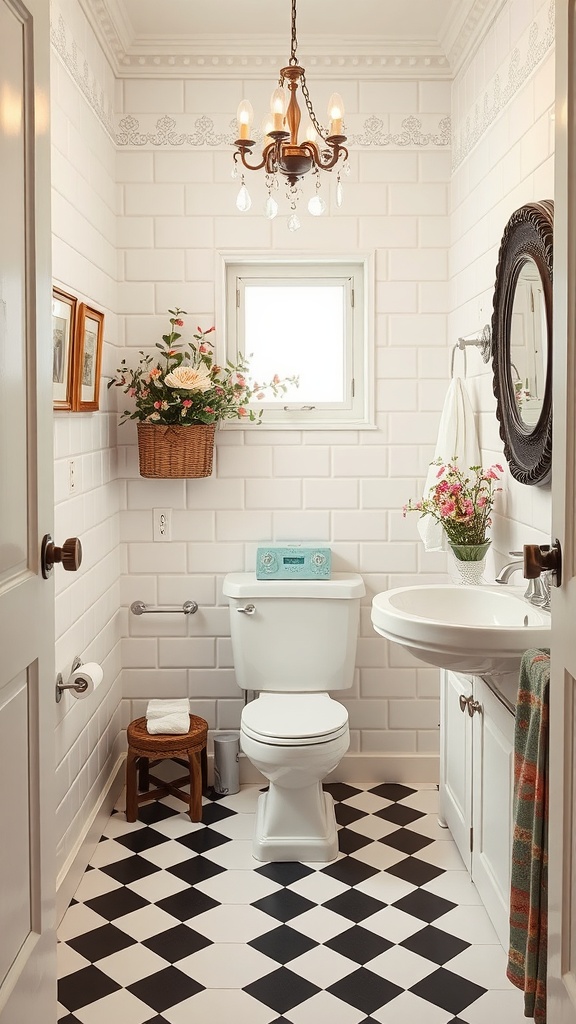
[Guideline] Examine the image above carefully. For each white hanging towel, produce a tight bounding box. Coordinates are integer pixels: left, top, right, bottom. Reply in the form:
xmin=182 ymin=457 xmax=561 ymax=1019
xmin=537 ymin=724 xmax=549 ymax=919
xmin=146 ymin=698 xmax=190 ymax=734
xmin=417 ymin=377 xmax=481 ymax=552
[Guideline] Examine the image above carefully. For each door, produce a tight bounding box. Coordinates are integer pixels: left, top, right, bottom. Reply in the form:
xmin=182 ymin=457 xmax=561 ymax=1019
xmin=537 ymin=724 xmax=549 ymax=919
xmin=0 ymin=0 xmax=56 ymax=1022
xmin=547 ymin=1 xmax=576 ymax=1019
xmin=439 ymin=670 xmax=473 ymax=872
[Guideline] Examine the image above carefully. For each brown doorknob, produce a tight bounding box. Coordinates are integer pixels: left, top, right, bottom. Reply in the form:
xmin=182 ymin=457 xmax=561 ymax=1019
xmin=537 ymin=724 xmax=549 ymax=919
xmin=41 ymin=534 xmax=82 ymax=579
xmin=523 ymin=540 xmax=562 ymax=586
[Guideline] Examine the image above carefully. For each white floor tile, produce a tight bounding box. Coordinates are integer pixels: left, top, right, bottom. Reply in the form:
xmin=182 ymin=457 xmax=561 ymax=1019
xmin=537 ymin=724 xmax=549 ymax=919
xmin=416 ymin=839 xmax=466 ymax=871
xmin=138 ymin=840 xmax=197 ymax=869
xmin=346 ymin=815 xmax=401 ymax=841
xmin=162 ymin=988 xmax=277 ymax=1024
xmin=127 ymin=869 xmax=189 ymax=902
xmin=341 ymin=792 xmax=392 ymax=813
xmin=399 ymin=789 xmax=439 ymax=814
xmin=351 ymin=841 xmax=409 ymax=871
xmin=421 ymin=869 xmax=482 ymax=905
xmin=57 ymin=904 xmax=107 ymax=942
xmin=445 ymin=942 xmax=513 ymax=989
xmin=73 ymin=869 xmax=122 ymax=903
xmin=89 ymin=839 xmax=134 ymax=869
xmin=289 ymin=944 xmax=359 ymax=987
xmin=194 ymin=867 xmax=281 ymax=904
xmin=290 ymin=906 xmax=356 ymax=943
xmin=289 ymin=990 xmax=366 ymax=1024
xmin=438 ymin=904 xmax=500 ymax=944
xmin=209 ymin=812 xmax=256 ymax=840
xmin=176 ymin=942 xmax=277 ymax=987
xmin=102 ymin=815 xmax=146 ymax=840
xmin=216 ymin=786 xmax=262 ymax=813
xmin=96 ymin=943 xmax=169 ymax=986
xmin=408 ymin=813 xmax=455 ymax=842
xmin=189 ymin=904 xmax=275 ymax=943
xmin=367 ymin=943 xmax=438 ymax=988
xmin=149 ymin=815 xmax=204 ymax=839
xmin=361 ymin=906 xmax=425 ymax=944
xmin=114 ymin=903 xmax=182 ymax=941
xmin=372 ymin=990 xmax=455 ymax=1024
xmin=57 ymin=942 xmax=90 ymax=978
xmin=74 ymin=988 xmax=153 ymax=1024
xmin=463 ymin=987 xmax=527 ymax=1024
xmin=288 ymin=871 xmax=349 ymax=904
xmin=355 ymin=871 xmax=415 ymax=905
xmin=203 ymin=840 xmax=258 ymax=870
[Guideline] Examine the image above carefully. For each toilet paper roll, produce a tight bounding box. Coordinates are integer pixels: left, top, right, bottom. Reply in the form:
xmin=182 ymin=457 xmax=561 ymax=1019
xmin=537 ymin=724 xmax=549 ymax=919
xmin=68 ymin=662 xmax=103 ymax=699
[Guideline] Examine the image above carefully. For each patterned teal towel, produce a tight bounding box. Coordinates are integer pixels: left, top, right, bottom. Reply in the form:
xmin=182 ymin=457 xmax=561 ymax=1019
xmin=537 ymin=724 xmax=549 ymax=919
xmin=507 ymin=648 xmax=550 ymax=1023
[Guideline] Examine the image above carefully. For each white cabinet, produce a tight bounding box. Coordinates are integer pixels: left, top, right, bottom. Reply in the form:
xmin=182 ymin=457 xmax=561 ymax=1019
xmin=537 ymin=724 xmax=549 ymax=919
xmin=440 ymin=670 xmax=515 ymax=949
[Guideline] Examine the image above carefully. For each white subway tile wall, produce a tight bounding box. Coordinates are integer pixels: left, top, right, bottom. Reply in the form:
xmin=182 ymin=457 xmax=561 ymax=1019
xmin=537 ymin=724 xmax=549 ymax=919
xmin=50 ymin=0 xmax=554 ymax=868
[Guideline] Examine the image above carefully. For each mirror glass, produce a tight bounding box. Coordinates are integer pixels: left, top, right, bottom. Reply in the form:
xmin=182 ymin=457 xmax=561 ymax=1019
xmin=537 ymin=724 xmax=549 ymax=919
xmin=509 ymin=257 xmax=547 ymax=428
xmin=491 ymin=200 xmax=553 ymax=487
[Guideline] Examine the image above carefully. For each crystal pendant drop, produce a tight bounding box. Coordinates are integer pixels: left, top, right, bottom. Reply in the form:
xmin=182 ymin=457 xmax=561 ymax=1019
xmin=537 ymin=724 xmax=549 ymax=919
xmin=264 ymin=194 xmax=278 ymax=219
xmin=236 ymin=183 xmax=252 ymax=212
xmin=336 ymin=179 xmax=344 ymax=207
xmin=344 ymin=162 xmax=351 ymax=176
xmin=287 ymin=212 xmax=301 ymax=231
xmin=308 ymin=194 xmax=326 ymax=216
xmin=231 ymin=163 xmax=239 ymax=180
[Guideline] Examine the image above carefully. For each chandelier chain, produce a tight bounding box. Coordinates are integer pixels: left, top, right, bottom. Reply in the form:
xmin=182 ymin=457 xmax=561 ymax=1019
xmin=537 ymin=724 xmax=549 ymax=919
xmin=300 ymin=71 xmax=328 ymax=141
xmin=289 ymin=0 xmax=298 ymax=64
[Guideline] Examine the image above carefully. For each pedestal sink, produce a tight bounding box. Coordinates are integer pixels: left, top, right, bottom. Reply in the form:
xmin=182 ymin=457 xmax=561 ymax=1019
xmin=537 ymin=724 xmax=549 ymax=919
xmin=371 ymin=584 xmax=550 ymax=676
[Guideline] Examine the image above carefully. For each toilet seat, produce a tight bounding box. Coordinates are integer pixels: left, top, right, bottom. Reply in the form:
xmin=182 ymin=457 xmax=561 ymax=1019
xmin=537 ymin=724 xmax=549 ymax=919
xmin=241 ymin=693 xmax=349 ymax=747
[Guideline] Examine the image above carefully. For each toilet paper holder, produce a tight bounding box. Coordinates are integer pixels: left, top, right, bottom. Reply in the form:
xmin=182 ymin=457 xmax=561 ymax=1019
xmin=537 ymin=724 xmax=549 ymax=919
xmin=55 ymin=655 xmax=87 ymax=703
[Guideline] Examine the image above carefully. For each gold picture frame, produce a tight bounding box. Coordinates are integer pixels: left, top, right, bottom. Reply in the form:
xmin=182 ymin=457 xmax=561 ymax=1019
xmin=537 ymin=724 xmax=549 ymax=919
xmin=52 ymin=287 xmax=77 ymax=410
xmin=73 ymin=303 xmax=104 ymax=411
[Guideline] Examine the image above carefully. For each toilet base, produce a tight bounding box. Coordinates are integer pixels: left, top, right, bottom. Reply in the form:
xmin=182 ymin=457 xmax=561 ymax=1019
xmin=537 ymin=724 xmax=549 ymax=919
xmin=252 ymin=788 xmax=338 ymax=862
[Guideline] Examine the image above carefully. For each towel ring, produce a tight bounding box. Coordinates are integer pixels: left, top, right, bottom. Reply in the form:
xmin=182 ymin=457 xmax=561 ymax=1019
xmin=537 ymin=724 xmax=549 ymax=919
xmin=450 ymin=324 xmax=492 ymax=377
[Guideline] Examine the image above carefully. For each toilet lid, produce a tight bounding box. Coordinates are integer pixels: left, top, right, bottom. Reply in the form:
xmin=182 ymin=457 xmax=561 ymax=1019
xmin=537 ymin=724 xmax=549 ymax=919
xmin=241 ymin=693 xmax=348 ymax=744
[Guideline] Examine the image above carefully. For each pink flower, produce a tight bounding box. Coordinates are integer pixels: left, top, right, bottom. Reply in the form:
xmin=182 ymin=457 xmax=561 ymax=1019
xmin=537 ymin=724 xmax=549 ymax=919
xmin=256 ymin=392 xmax=265 ymax=400
xmin=477 ymin=495 xmax=487 ymax=507
xmin=149 ymin=368 xmax=161 ymax=379
xmin=174 ymin=318 xmax=184 ymax=327
xmin=153 ymin=401 xmax=162 ymax=409
xmin=199 ymin=344 xmax=208 ymax=354
xmin=440 ymin=500 xmax=456 ymax=516
xmin=182 ymin=399 xmax=192 ymax=408
xmin=273 ymin=374 xmax=280 ymax=384
xmin=484 ymin=469 xmax=499 ymax=480
xmin=204 ymin=406 xmax=215 ymax=414
xmin=128 ymin=388 xmax=136 ymax=397
xmin=237 ymin=406 xmax=247 ymax=417
xmin=436 ymin=466 xmax=446 ymax=478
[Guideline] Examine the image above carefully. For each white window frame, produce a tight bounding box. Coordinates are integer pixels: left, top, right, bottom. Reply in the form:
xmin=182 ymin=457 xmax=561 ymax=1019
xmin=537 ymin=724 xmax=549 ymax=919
xmin=217 ymin=252 xmax=375 ymax=430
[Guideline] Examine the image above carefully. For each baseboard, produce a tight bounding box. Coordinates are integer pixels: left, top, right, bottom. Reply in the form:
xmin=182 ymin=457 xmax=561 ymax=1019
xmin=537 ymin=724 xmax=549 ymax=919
xmin=56 ymin=747 xmax=126 ymax=925
xmin=237 ymin=751 xmax=439 ymax=786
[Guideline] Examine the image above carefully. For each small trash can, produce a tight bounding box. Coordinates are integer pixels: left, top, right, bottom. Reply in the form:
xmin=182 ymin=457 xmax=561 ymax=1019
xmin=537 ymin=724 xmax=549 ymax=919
xmin=213 ymin=732 xmax=240 ymax=795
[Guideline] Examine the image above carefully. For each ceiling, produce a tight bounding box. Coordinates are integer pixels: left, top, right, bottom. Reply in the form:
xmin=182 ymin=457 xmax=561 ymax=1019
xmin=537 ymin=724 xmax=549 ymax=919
xmin=84 ymin=0 xmax=497 ymax=76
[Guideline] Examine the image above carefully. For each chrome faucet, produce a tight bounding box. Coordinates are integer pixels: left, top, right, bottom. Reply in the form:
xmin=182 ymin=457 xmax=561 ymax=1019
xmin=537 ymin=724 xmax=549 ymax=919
xmin=495 ymin=551 xmax=551 ymax=611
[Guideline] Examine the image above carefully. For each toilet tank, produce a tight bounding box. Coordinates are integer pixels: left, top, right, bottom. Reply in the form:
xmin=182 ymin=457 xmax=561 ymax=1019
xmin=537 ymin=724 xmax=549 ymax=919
xmin=223 ymin=572 xmax=365 ymax=693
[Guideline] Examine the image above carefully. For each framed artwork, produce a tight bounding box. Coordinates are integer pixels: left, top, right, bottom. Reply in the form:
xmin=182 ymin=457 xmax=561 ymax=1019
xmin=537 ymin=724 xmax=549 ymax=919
xmin=52 ymin=287 xmax=77 ymax=410
xmin=73 ymin=303 xmax=104 ymax=411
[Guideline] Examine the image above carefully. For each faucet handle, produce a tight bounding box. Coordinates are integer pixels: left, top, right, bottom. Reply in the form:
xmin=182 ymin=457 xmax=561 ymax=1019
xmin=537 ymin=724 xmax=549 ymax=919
xmin=509 ymin=550 xmax=523 ymax=557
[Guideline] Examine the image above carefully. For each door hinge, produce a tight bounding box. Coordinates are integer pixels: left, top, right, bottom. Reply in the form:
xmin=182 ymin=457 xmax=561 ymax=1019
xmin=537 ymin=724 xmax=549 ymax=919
xmin=469 ymin=826 xmax=474 ymax=852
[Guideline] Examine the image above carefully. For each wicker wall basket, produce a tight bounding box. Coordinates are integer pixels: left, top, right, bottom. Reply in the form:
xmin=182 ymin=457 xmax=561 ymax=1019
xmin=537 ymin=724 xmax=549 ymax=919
xmin=137 ymin=422 xmax=216 ymax=478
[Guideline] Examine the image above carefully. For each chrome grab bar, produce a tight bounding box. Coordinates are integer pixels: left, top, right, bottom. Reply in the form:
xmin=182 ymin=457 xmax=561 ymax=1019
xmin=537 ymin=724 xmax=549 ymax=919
xmin=130 ymin=600 xmax=198 ymax=616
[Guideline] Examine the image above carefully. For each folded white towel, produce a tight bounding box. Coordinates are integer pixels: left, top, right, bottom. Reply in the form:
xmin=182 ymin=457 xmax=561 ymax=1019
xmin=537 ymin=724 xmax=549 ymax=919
xmin=417 ymin=377 xmax=481 ymax=552
xmin=146 ymin=712 xmax=190 ymax=735
xmin=146 ymin=698 xmax=190 ymax=720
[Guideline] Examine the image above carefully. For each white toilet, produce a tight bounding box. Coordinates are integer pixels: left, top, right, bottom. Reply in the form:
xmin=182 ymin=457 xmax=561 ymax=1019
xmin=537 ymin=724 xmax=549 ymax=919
xmin=222 ymin=571 xmax=365 ymax=862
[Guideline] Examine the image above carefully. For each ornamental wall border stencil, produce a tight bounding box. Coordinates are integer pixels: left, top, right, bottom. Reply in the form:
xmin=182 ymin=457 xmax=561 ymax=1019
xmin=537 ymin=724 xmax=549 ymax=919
xmin=452 ymin=0 xmax=554 ymax=169
xmin=115 ymin=113 xmax=452 ymax=150
xmin=50 ymin=6 xmax=116 ymax=141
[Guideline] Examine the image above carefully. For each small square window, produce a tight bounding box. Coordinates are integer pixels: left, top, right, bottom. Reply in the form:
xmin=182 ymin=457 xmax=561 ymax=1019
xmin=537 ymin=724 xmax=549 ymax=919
xmin=221 ymin=255 xmax=374 ymax=429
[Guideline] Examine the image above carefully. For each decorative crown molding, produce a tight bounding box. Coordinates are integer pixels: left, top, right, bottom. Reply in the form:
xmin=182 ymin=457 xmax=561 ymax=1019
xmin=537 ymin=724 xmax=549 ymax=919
xmin=439 ymin=0 xmax=504 ymax=75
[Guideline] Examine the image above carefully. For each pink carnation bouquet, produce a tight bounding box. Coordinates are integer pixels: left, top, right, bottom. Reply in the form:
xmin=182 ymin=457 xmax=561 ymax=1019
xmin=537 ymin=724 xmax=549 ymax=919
xmin=403 ymin=459 xmax=503 ymax=547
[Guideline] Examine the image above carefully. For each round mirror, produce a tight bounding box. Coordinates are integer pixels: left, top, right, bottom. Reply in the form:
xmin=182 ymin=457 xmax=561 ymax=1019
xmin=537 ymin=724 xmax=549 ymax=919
xmin=491 ymin=201 xmax=553 ymax=486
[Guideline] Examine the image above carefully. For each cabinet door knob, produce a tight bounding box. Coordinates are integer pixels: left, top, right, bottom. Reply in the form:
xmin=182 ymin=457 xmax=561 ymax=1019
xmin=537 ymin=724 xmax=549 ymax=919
xmin=467 ymin=699 xmax=483 ymax=717
xmin=459 ymin=694 xmax=471 ymax=713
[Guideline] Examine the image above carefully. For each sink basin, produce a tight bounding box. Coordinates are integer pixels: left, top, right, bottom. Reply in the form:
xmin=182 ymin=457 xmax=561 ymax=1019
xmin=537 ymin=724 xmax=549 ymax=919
xmin=371 ymin=584 xmax=550 ymax=676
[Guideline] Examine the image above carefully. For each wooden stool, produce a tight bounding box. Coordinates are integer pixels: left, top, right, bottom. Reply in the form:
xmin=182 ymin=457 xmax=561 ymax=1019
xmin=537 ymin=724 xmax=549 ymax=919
xmin=126 ymin=714 xmax=208 ymax=823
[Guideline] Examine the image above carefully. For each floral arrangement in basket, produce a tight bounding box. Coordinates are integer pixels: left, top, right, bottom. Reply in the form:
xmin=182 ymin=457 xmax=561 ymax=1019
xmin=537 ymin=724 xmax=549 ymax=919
xmin=108 ymin=308 xmax=298 ymax=426
xmin=403 ymin=459 xmax=503 ymax=553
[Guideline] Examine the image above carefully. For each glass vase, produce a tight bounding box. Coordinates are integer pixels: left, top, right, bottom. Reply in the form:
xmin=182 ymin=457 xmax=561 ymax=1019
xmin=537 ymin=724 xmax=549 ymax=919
xmin=448 ymin=540 xmax=491 ymax=586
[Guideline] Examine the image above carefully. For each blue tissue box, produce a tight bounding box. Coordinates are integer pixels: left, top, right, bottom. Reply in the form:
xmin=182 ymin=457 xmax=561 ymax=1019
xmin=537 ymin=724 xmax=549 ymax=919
xmin=256 ymin=546 xmax=331 ymax=580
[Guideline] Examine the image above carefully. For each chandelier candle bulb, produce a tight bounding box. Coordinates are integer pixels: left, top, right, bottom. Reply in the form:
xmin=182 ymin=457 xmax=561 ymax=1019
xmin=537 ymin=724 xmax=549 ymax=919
xmin=270 ymin=87 xmax=286 ymax=131
xmin=328 ymin=92 xmax=345 ymax=136
xmin=237 ymin=99 xmax=254 ymax=141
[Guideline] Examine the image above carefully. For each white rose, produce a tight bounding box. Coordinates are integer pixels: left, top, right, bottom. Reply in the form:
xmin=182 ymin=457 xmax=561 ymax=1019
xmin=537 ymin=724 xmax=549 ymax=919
xmin=164 ymin=365 xmax=212 ymax=392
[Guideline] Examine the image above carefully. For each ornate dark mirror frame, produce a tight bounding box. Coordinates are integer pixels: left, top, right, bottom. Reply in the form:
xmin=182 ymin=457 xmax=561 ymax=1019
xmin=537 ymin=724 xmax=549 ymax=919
xmin=491 ymin=200 xmax=553 ymax=486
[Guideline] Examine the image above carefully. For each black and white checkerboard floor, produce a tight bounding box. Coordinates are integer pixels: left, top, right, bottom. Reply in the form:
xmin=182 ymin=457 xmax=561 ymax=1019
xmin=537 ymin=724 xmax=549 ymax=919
xmin=57 ymin=782 xmax=527 ymax=1024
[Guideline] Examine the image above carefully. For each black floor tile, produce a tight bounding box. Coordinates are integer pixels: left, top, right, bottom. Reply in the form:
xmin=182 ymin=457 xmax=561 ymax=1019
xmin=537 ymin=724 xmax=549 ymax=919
xmin=128 ymin=966 xmax=204 ymax=1011
xmin=100 ymin=855 xmax=161 ymax=885
xmin=252 ymin=889 xmax=316 ymax=923
xmin=323 ymin=889 xmax=386 ymax=923
xmin=244 ymin=967 xmax=321 ymax=1013
xmin=114 ymin=829 xmax=170 ymax=854
xmin=379 ymin=828 xmax=434 ymax=855
xmin=142 ymin=1018 xmax=171 ymax=1024
xmin=410 ymin=967 xmax=486 ymax=1015
xmin=337 ymin=828 xmax=374 ymax=855
xmin=375 ymin=803 xmax=426 ymax=826
xmin=58 ymin=965 xmax=121 ymax=1012
xmin=167 ymin=854 xmax=225 ymax=885
xmin=385 ymin=856 xmax=444 ymax=887
xmin=321 ymin=856 xmax=380 ymax=887
xmin=156 ymin=887 xmax=219 ymax=921
xmin=85 ymin=886 xmax=149 ymax=921
xmin=255 ymin=862 xmax=314 ymax=887
xmin=58 ymin=1015 xmax=82 ymax=1024
xmin=199 ymin=802 xmax=236 ymax=826
xmin=335 ymin=802 xmax=369 ymax=826
xmin=401 ymin=924 xmax=471 ymax=964
xmin=66 ymin=923 xmax=136 ymax=963
xmin=368 ymin=783 xmax=416 ymax=802
xmin=327 ymin=967 xmax=404 ymax=1014
xmin=325 ymin=924 xmax=393 ymax=964
xmin=175 ymin=827 xmax=231 ymax=854
xmin=249 ymin=924 xmax=318 ymax=964
xmin=393 ymin=888 xmax=456 ymax=923
xmin=136 ymin=803 xmax=179 ymax=825
xmin=323 ymin=782 xmax=363 ymax=802
xmin=143 ymin=923 xmax=213 ymax=962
